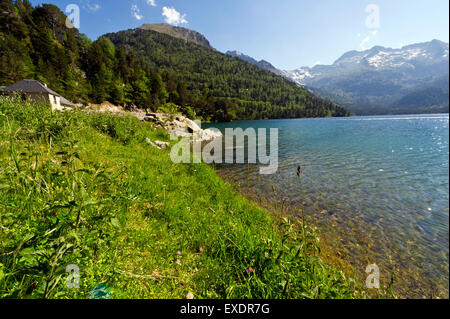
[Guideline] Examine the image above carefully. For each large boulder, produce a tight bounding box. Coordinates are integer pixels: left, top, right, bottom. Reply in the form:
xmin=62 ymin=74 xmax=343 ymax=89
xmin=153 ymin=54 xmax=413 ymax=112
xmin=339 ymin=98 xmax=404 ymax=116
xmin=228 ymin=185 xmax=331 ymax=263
xmin=143 ymin=113 xmax=222 ymax=142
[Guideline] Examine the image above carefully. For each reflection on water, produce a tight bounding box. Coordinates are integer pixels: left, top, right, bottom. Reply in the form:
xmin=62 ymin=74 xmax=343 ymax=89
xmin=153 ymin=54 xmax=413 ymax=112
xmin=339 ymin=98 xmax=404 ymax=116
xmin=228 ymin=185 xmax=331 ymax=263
xmin=205 ymin=114 xmax=449 ymax=298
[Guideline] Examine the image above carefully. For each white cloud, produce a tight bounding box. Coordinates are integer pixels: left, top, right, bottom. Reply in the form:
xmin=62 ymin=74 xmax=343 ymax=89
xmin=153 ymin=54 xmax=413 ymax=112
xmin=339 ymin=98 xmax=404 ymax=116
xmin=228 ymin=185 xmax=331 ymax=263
xmin=147 ymin=0 xmax=156 ymax=7
xmin=131 ymin=4 xmax=143 ymax=20
xmin=162 ymin=6 xmax=188 ymax=26
xmin=85 ymin=3 xmax=101 ymax=12
xmin=360 ymin=36 xmax=370 ymax=49
xmin=312 ymin=61 xmax=321 ymax=67
xmin=359 ymin=29 xmax=379 ymax=50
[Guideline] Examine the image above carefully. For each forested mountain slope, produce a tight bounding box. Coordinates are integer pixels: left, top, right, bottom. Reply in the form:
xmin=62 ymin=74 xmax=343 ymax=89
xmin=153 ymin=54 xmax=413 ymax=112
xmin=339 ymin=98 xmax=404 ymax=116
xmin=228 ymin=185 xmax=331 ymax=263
xmin=105 ymin=28 xmax=350 ymax=119
xmin=0 ymin=0 xmax=181 ymax=112
xmin=0 ymin=0 xmax=350 ymax=121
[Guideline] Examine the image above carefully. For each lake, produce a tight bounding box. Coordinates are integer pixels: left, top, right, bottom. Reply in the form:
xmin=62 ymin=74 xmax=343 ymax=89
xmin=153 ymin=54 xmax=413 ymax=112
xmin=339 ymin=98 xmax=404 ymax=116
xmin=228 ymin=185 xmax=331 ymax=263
xmin=205 ymin=114 xmax=449 ymax=298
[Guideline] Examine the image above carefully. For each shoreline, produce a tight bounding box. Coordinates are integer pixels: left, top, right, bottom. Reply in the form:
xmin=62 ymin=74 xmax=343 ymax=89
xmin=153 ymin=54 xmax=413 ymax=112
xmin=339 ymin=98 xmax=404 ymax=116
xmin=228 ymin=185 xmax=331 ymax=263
xmin=3 ymin=98 xmax=446 ymax=299
xmin=79 ymin=106 xmax=450 ymax=299
xmin=87 ymin=105 xmax=368 ymax=290
xmin=215 ymin=165 xmax=449 ymax=299
xmin=213 ymin=170 xmax=363 ymax=285
xmin=0 ymin=97 xmax=363 ymax=299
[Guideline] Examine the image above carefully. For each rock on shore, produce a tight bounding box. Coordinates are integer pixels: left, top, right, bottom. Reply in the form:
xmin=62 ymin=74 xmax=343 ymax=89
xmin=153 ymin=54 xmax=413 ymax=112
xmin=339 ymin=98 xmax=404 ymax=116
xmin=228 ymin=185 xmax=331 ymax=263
xmin=85 ymin=102 xmax=222 ymax=143
xmin=142 ymin=113 xmax=222 ymax=142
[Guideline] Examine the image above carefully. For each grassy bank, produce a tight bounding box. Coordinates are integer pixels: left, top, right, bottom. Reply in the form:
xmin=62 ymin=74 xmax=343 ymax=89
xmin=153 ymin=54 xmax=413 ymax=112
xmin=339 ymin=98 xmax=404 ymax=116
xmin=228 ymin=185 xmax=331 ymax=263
xmin=0 ymin=97 xmax=361 ymax=299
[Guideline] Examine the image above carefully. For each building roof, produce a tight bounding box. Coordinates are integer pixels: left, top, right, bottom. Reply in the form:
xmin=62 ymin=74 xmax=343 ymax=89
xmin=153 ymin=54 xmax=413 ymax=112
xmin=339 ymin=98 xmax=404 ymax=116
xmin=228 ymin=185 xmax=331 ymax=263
xmin=3 ymin=80 xmax=75 ymax=107
xmin=59 ymin=96 xmax=75 ymax=107
xmin=4 ymin=79 xmax=60 ymax=96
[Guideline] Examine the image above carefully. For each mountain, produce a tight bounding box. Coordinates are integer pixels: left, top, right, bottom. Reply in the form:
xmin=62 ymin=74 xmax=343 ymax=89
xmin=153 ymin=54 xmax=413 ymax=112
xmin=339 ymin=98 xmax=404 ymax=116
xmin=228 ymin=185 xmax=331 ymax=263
xmin=226 ymin=50 xmax=283 ymax=75
xmin=104 ymin=28 xmax=350 ymax=119
xmin=392 ymin=76 xmax=449 ymax=114
xmin=0 ymin=0 xmax=350 ymax=122
xmin=140 ymin=24 xmax=213 ymax=49
xmin=284 ymin=40 xmax=450 ymax=115
xmin=0 ymin=1 xmax=212 ymax=114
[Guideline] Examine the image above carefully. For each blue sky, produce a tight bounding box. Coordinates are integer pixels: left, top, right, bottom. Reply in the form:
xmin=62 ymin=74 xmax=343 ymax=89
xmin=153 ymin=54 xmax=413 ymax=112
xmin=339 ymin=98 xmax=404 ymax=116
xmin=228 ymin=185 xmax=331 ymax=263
xmin=30 ymin=0 xmax=449 ymax=70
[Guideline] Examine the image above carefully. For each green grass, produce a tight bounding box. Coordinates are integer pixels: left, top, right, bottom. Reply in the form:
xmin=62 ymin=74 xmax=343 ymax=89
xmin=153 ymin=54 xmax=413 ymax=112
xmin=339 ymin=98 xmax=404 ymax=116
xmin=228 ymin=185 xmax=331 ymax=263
xmin=0 ymin=96 xmax=363 ymax=299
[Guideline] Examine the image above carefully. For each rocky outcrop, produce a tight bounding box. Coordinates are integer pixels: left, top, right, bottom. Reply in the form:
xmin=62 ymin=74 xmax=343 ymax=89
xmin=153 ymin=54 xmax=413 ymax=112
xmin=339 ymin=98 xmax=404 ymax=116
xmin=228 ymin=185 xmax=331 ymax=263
xmin=86 ymin=103 xmax=222 ymax=143
xmin=142 ymin=113 xmax=222 ymax=142
xmin=140 ymin=24 xmax=214 ymax=50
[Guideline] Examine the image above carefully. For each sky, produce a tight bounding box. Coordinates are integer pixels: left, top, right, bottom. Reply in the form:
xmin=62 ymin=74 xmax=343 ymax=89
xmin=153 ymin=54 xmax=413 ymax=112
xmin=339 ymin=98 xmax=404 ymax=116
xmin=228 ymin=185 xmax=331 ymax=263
xmin=30 ymin=0 xmax=449 ymax=70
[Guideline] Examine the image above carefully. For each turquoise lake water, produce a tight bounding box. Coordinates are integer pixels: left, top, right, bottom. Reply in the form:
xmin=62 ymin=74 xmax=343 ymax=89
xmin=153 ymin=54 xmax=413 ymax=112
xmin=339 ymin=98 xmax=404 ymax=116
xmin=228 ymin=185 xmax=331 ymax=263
xmin=205 ymin=114 xmax=449 ymax=298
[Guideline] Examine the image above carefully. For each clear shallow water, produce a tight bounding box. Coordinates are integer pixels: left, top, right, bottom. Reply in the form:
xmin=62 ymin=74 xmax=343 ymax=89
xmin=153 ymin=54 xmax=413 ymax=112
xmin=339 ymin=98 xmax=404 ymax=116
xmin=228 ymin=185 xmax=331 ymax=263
xmin=205 ymin=114 xmax=449 ymax=298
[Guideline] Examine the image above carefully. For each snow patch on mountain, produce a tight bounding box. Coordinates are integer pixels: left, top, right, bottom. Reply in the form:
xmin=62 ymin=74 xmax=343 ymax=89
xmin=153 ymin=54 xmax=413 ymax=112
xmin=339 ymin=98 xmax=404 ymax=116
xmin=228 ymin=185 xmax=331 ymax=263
xmin=285 ymin=40 xmax=449 ymax=86
xmin=283 ymin=40 xmax=449 ymax=114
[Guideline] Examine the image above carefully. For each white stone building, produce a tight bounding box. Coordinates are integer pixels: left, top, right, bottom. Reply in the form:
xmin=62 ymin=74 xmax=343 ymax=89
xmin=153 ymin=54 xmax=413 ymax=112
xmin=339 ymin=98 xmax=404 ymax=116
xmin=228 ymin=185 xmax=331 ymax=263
xmin=1 ymin=79 xmax=75 ymax=110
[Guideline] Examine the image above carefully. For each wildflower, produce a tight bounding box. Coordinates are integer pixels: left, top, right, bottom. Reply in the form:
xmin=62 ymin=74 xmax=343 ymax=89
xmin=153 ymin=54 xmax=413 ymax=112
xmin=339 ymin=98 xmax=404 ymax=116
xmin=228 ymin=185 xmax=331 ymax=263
xmin=199 ymin=247 xmax=204 ymax=253
xmin=247 ymin=266 xmax=253 ymax=273
xmin=186 ymin=292 xmax=194 ymax=299
xmin=177 ymin=250 xmax=182 ymax=256
xmin=229 ymin=210 xmax=233 ymax=215
xmin=176 ymin=259 xmax=181 ymax=265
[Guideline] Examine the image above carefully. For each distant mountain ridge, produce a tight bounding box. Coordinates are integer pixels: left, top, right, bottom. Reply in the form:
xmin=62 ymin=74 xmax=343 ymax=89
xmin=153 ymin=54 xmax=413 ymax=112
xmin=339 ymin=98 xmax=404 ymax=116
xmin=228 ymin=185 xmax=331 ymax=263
xmin=138 ymin=25 xmax=449 ymax=115
xmin=140 ymin=23 xmax=214 ymax=49
xmin=105 ymin=27 xmax=351 ymax=120
xmin=392 ymin=75 xmax=449 ymax=114
xmin=226 ymin=50 xmax=283 ymax=75
xmin=0 ymin=0 xmax=349 ymax=123
xmin=283 ymin=40 xmax=449 ymax=114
